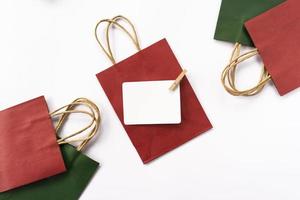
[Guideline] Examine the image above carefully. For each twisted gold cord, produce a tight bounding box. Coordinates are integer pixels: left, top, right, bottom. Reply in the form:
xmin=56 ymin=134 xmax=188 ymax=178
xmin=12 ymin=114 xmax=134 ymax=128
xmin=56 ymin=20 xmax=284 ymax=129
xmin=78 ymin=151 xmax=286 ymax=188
xmin=95 ymin=15 xmax=141 ymax=64
xmin=50 ymin=98 xmax=101 ymax=151
xmin=221 ymin=43 xmax=271 ymax=96
xmin=95 ymin=15 xmax=186 ymax=91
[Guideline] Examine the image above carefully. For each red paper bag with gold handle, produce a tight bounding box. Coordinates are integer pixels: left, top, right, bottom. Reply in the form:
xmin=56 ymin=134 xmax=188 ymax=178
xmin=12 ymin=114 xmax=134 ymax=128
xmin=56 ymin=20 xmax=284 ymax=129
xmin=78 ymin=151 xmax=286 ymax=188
xmin=216 ymin=0 xmax=286 ymax=96
xmin=244 ymin=0 xmax=300 ymax=96
xmin=95 ymin=16 xmax=212 ymax=164
xmin=0 ymin=96 xmax=100 ymax=193
xmin=0 ymin=97 xmax=101 ymax=200
xmin=221 ymin=0 xmax=300 ymax=96
xmin=0 ymin=96 xmax=66 ymax=192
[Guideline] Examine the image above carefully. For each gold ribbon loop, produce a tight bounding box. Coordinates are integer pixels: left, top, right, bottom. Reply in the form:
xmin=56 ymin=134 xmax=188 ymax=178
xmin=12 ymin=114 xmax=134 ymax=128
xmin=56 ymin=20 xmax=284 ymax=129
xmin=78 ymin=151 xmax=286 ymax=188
xmin=95 ymin=15 xmax=141 ymax=64
xmin=221 ymin=43 xmax=271 ymax=96
xmin=50 ymin=98 xmax=101 ymax=151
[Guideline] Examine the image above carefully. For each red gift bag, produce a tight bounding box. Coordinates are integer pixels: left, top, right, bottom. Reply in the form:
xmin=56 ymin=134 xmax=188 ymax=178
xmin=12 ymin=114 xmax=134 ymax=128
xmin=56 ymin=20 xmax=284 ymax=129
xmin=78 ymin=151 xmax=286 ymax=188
xmin=95 ymin=16 xmax=212 ymax=164
xmin=245 ymin=0 xmax=300 ymax=96
xmin=0 ymin=96 xmax=100 ymax=192
xmin=0 ymin=96 xmax=66 ymax=192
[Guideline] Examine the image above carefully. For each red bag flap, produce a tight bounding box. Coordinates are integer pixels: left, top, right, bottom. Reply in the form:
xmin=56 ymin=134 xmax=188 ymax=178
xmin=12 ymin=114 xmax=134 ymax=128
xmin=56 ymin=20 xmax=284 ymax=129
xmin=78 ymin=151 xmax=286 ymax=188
xmin=97 ymin=39 xmax=212 ymax=164
xmin=0 ymin=96 xmax=66 ymax=192
xmin=245 ymin=0 xmax=300 ymax=96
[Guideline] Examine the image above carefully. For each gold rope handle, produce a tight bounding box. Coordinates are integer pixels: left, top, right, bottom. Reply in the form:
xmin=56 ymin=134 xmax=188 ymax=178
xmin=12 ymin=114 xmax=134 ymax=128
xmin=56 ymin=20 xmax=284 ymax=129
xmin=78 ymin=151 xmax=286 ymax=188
xmin=50 ymin=98 xmax=101 ymax=151
xmin=95 ymin=15 xmax=141 ymax=64
xmin=221 ymin=43 xmax=271 ymax=96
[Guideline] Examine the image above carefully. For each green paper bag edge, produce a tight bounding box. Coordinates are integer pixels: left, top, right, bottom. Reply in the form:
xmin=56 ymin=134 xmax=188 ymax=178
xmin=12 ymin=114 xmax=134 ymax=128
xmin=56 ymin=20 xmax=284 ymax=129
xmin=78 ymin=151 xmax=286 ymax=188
xmin=214 ymin=0 xmax=286 ymax=46
xmin=0 ymin=144 xmax=99 ymax=200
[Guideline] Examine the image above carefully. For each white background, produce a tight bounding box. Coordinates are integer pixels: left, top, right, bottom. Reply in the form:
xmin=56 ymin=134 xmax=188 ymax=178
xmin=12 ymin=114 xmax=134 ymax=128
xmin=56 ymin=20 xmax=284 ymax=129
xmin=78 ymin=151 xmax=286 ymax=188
xmin=1 ymin=0 xmax=300 ymax=199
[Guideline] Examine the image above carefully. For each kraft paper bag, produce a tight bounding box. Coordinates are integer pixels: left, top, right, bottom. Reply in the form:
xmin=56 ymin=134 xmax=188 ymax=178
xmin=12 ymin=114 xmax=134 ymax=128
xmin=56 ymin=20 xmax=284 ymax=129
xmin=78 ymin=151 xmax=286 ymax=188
xmin=245 ymin=0 xmax=300 ymax=96
xmin=0 ymin=96 xmax=66 ymax=192
xmin=214 ymin=0 xmax=285 ymax=46
xmin=96 ymin=16 xmax=212 ymax=164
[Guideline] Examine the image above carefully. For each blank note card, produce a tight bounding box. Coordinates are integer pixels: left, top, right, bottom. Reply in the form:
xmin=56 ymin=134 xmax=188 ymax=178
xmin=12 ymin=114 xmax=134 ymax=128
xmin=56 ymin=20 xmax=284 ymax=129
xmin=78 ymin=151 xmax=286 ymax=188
xmin=122 ymin=80 xmax=181 ymax=125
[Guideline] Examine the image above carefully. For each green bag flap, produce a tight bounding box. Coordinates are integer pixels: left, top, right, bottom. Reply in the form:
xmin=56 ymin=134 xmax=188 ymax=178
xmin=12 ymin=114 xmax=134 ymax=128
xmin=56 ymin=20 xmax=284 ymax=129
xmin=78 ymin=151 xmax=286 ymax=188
xmin=0 ymin=144 xmax=99 ymax=200
xmin=214 ymin=0 xmax=285 ymax=46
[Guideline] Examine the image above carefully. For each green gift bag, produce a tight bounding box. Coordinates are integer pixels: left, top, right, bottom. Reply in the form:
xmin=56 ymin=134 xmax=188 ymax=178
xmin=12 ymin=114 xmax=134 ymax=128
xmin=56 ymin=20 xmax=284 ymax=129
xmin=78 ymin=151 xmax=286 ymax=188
xmin=214 ymin=0 xmax=284 ymax=46
xmin=0 ymin=98 xmax=101 ymax=200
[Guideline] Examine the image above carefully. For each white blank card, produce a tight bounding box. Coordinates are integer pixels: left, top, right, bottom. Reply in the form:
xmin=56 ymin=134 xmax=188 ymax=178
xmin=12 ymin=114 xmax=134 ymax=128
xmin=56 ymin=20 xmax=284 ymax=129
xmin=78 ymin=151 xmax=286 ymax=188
xmin=122 ymin=80 xmax=181 ymax=125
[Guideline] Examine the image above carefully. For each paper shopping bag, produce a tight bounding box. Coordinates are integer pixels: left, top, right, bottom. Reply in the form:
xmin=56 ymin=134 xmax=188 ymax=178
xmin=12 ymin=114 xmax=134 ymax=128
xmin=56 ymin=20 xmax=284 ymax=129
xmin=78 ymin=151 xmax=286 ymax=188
xmin=0 ymin=97 xmax=101 ymax=200
xmin=245 ymin=0 xmax=300 ymax=96
xmin=0 ymin=96 xmax=66 ymax=192
xmin=95 ymin=16 xmax=212 ymax=164
xmin=0 ymin=144 xmax=99 ymax=200
xmin=214 ymin=0 xmax=285 ymax=46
